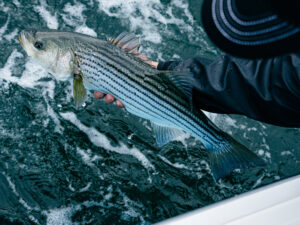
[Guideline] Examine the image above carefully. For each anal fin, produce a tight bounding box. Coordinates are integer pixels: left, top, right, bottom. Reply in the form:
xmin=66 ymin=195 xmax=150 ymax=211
xmin=151 ymin=122 xmax=185 ymax=147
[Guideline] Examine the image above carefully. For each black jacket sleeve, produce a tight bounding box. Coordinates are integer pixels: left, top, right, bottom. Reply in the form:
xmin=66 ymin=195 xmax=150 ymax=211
xmin=157 ymin=54 xmax=300 ymax=127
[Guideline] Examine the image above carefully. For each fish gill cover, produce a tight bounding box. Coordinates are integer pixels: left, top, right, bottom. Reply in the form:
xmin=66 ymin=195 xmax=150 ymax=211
xmin=0 ymin=0 xmax=299 ymax=224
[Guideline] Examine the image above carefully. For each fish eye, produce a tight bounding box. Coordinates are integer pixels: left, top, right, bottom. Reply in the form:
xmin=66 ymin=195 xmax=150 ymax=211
xmin=34 ymin=41 xmax=44 ymax=50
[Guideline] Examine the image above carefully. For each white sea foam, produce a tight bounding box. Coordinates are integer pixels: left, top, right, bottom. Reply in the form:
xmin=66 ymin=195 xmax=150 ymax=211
xmin=76 ymin=148 xmax=94 ymax=167
xmin=4 ymin=28 xmax=18 ymax=42
xmin=97 ymin=0 xmax=198 ymax=44
xmin=0 ymin=50 xmax=58 ymax=102
xmin=34 ymin=0 xmax=58 ymax=29
xmin=0 ymin=50 xmax=23 ymax=87
xmin=45 ymin=194 xmax=143 ymax=225
xmin=175 ymin=132 xmax=195 ymax=147
xmin=0 ymin=17 xmax=9 ymax=42
xmin=121 ymin=195 xmax=142 ymax=220
xmin=158 ymin=155 xmax=190 ymax=170
xmin=204 ymin=110 xmax=239 ymax=134
xmin=79 ymin=182 xmax=92 ymax=192
xmin=75 ymin=25 xmax=97 ymax=37
xmin=262 ymin=137 xmax=270 ymax=151
xmin=0 ymin=123 xmax=22 ymax=139
xmin=60 ymin=112 xmax=155 ymax=170
xmin=44 ymin=96 xmax=64 ymax=133
xmin=0 ymin=2 xmax=10 ymax=13
xmin=62 ymin=1 xmax=86 ymax=26
xmin=0 ymin=50 xmax=65 ymax=134
xmin=13 ymin=0 xmax=20 ymax=7
xmin=2 ymin=172 xmax=40 ymax=224
xmin=45 ymin=206 xmax=79 ymax=225
xmin=281 ymin=151 xmax=293 ymax=156
xmin=252 ymin=174 xmax=265 ymax=188
xmin=76 ymin=147 xmax=102 ymax=168
xmin=258 ymin=149 xmax=265 ymax=156
xmin=76 ymin=147 xmax=105 ymax=180
xmin=62 ymin=1 xmax=97 ymax=37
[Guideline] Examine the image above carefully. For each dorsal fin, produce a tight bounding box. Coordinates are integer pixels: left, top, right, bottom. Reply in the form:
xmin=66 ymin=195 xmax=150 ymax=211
xmin=108 ymin=32 xmax=140 ymax=53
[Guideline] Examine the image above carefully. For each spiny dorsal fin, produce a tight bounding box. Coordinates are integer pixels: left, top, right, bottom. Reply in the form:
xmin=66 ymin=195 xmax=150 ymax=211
xmin=108 ymin=32 xmax=140 ymax=53
xmin=108 ymin=32 xmax=157 ymax=67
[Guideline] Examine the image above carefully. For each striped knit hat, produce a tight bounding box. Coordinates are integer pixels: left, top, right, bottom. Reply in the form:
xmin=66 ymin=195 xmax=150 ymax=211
xmin=202 ymin=0 xmax=300 ymax=58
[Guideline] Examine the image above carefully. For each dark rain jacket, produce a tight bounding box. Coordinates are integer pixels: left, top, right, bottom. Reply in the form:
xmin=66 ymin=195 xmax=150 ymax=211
xmin=157 ymin=53 xmax=300 ymax=128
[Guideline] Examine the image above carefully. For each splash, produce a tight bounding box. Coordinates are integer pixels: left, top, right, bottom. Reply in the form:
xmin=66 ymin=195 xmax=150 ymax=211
xmin=34 ymin=0 xmax=58 ymax=29
xmin=97 ymin=0 xmax=200 ymax=44
xmin=0 ymin=16 xmax=9 ymax=41
xmin=2 ymin=172 xmax=40 ymax=224
xmin=60 ymin=112 xmax=155 ymax=170
xmin=0 ymin=50 xmax=55 ymax=94
xmin=62 ymin=0 xmax=97 ymax=37
xmin=44 ymin=206 xmax=78 ymax=225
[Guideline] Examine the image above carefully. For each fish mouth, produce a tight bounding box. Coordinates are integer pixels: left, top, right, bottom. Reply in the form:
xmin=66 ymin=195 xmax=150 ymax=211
xmin=18 ymin=29 xmax=36 ymax=48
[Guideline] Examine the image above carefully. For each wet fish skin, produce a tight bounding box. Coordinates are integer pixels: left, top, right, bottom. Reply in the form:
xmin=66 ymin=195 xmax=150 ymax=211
xmin=19 ymin=29 xmax=265 ymax=180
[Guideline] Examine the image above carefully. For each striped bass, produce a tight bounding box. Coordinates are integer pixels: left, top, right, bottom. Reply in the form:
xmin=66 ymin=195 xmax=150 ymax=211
xmin=19 ymin=29 xmax=264 ymax=180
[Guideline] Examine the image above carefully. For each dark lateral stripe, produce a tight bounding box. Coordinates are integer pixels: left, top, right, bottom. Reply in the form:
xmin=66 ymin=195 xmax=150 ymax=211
xmin=80 ymin=60 xmax=192 ymax=131
xmin=94 ymin=72 xmax=164 ymax=124
xmin=79 ymin=55 xmax=223 ymax=146
xmin=84 ymin=62 xmax=220 ymax=147
xmin=78 ymin=51 xmax=223 ymax=141
xmin=88 ymin=41 xmax=155 ymax=74
xmin=78 ymin=47 xmax=193 ymax=117
xmin=90 ymin=47 xmax=198 ymax=116
xmin=78 ymin=48 xmax=223 ymax=142
xmin=78 ymin=42 xmax=191 ymax=109
xmin=77 ymin=47 xmax=179 ymax=104
xmin=78 ymin=41 xmax=148 ymax=75
xmin=79 ymin=58 xmax=206 ymax=138
xmin=80 ymin=41 xmax=186 ymax=104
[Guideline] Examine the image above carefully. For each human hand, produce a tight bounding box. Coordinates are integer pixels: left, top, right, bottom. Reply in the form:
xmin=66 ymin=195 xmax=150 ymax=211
xmin=94 ymin=55 xmax=158 ymax=108
xmin=94 ymin=91 xmax=124 ymax=108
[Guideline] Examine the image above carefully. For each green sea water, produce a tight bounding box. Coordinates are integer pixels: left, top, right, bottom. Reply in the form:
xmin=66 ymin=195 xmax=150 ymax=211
xmin=0 ymin=0 xmax=299 ymax=224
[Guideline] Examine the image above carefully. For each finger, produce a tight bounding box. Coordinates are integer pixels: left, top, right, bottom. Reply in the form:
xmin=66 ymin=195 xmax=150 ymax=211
xmin=138 ymin=54 xmax=148 ymax=61
xmin=94 ymin=91 xmax=105 ymax=99
xmin=132 ymin=50 xmax=140 ymax=56
xmin=116 ymin=100 xmax=124 ymax=108
xmin=105 ymin=94 xmax=115 ymax=104
xmin=132 ymin=51 xmax=158 ymax=68
xmin=148 ymin=60 xmax=158 ymax=68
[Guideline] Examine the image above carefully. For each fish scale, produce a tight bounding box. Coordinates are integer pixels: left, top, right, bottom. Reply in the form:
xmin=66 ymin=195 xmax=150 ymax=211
xmin=19 ymin=29 xmax=265 ymax=180
xmin=76 ymin=44 xmax=228 ymax=148
xmin=76 ymin=43 xmax=214 ymax=132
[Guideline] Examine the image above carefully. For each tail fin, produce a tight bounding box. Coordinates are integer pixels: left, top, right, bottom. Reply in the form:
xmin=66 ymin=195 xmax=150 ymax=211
xmin=208 ymin=137 xmax=265 ymax=181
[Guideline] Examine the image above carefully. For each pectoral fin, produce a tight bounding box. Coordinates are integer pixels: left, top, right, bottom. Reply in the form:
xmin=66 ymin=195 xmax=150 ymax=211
xmin=151 ymin=122 xmax=185 ymax=147
xmin=73 ymin=74 xmax=87 ymax=108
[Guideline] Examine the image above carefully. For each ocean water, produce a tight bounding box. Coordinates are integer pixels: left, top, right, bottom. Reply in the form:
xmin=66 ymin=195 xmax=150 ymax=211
xmin=0 ymin=0 xmax=299 ymax=224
